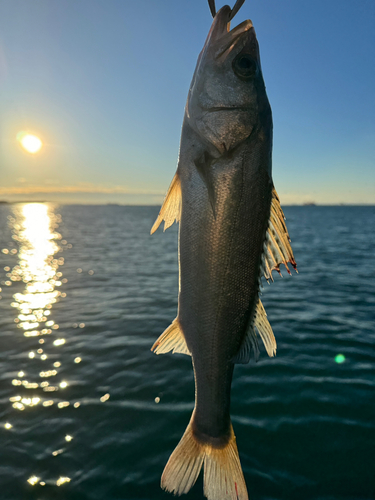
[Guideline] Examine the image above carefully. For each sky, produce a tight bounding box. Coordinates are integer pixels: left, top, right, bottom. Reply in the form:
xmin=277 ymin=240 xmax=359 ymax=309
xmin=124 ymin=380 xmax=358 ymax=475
xmin=0 ymin=0 xmax=374 ymax=205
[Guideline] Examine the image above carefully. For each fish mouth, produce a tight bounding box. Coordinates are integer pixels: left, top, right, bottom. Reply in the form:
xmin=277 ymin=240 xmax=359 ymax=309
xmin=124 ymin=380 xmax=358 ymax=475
xmin=206 ymin=6 xmax=253 ymax=59
xmin=216 ymin=20 xmax=253 ymax=59
xmin=204 ymin=106 xmax=249 ymax=112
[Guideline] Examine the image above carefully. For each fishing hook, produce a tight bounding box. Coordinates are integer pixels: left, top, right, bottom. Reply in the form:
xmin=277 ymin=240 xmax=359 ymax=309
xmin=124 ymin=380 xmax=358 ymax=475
xmin=208 ymin=0 xmax=246 ymax=21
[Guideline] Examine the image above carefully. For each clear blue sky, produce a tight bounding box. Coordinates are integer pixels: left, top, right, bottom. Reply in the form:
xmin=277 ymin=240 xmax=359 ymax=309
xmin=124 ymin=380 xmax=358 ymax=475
xmin=0 ymin=0 xmax=374 ymax=204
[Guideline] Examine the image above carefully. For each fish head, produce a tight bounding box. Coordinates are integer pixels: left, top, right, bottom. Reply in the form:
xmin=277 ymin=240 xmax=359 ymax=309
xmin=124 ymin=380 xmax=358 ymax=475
xmin=186 ymin=5 xmax=271 ymax=155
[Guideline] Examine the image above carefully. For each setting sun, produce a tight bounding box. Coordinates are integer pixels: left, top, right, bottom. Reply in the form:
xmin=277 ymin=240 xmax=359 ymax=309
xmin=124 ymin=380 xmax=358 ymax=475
xmin=17 ymin=132 xmax=43 ymax=154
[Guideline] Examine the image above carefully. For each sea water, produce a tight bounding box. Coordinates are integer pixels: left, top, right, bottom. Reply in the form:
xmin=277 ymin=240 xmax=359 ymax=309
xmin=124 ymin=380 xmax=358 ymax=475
xmin=0 ymin=203 xmax=374 ymax=500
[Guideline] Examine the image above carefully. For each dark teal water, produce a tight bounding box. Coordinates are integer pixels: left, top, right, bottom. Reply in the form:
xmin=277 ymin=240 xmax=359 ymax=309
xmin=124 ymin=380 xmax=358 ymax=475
xmin=0 ymin=204 xmax=374 ymax=500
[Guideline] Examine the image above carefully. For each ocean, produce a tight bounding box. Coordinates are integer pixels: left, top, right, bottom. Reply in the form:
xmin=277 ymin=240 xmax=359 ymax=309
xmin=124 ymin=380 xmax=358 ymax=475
xmin=0 ymin=203 xmax=374 ymax=500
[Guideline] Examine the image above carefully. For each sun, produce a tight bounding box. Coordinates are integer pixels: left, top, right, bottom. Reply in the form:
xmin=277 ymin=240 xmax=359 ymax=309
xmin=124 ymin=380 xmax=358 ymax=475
xmin=17 ymin=132 xmax=43 ymax=154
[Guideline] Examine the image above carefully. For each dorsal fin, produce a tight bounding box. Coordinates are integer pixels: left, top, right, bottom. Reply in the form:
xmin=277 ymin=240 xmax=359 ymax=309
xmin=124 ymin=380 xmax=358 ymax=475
xmin=260 ymin=187 xmax=297 ymax=282
xmin=253 ymin=299 xmax=276 ymax=357
xmin=151 ymin=172 xmax=182 ymax=234
xmin=233 ymin=298 xmax=276 ymax=363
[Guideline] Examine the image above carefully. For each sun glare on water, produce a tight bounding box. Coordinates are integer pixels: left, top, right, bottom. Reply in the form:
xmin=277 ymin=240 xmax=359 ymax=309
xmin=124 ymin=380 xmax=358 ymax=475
xmin=17 ymin=132 xmax=43 ymax=154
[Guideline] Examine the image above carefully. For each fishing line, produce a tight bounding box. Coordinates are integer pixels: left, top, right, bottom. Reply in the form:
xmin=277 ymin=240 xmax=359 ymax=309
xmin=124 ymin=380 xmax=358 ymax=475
xmin=207 ymin=0 xmax=246 ymax=20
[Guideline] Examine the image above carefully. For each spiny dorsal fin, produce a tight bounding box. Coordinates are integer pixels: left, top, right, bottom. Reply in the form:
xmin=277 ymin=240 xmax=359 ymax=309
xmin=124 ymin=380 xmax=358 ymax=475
xmin=150 ymin=172 xmax=182 ymax=234
xmin=151 ymin=318 xmax=191 ymax=356
xmin=261 ymin=187 xmax=297 ymax=282
xmin=234 ymin=298 xmax=276 ymax=363
xmin=194 ymin=151 xmax=216 ymax=217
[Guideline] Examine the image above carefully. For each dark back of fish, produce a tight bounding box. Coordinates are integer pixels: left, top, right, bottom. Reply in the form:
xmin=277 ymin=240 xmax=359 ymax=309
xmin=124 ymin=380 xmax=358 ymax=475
xmin=179 ymin=114 xmax=272 ymax=441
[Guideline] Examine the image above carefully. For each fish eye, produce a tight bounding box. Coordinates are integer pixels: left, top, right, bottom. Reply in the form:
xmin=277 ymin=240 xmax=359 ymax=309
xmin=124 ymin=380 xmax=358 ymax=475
xmin=232 ymin=54 xmax=258 ymax=80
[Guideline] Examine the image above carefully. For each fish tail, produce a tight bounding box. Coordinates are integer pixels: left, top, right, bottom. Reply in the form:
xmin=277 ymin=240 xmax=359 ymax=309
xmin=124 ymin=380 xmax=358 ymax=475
xmin=161 ymin=415 xmax=248 ymax=500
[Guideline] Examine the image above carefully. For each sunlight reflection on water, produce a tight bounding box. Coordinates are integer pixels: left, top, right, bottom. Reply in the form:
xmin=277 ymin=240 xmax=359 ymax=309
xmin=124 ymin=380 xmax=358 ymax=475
xmin=5 ymin=203 xmax=72 ymax=488
xmin=11 ymin=203 xmax=63 ymax=334
xmin=9 ymin=204 xmax=65 ymax=412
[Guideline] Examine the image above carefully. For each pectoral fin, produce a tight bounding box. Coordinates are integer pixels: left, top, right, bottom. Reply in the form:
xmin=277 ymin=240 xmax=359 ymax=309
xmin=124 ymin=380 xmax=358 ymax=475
xmin=261 ymin=187 xmax=297 ymax=281
xmin=194 ymin=151 xmax=217 ymax=217
xmin=151 ymin=318 xmax=191 ymax=356
xmin=151 ymin=173 xmax=182 ymax=234
xmin=234 ymin=298 xmax=276 ymax=363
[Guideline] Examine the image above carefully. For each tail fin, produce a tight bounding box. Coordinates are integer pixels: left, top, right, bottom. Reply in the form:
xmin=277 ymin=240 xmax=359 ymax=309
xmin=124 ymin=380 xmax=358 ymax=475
xmin=161 ymin=417 xmax=248 ymax=500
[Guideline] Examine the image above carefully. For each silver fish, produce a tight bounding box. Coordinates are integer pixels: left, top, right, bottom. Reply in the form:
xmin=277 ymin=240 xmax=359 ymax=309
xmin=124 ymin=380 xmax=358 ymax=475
xmin=151 ymin=3 xmax=297 ymax=499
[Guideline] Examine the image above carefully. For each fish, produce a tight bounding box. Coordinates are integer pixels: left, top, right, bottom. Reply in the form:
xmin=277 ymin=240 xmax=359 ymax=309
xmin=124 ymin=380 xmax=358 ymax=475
xmin=150 ymin=2 xmax=297 ymax=499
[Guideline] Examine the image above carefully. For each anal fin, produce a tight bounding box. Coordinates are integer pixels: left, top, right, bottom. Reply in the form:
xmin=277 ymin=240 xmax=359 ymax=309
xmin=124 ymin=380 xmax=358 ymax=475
xmin=151 ymin=172 xmax=182 ymax=234
xmin=151 ymin=318 xmax=191 ymax=356
xmin=234 ymin=298 xmax=276 ymax=363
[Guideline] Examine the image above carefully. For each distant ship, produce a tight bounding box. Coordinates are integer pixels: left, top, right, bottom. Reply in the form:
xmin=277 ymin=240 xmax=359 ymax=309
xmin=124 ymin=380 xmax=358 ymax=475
xmin=303 ymin=202 xmax=316 ymax=206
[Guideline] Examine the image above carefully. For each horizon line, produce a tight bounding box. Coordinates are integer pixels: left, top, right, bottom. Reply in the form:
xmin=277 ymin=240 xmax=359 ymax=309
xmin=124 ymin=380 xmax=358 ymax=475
xmin=0 ymin=200 xmax=374 ymax=207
